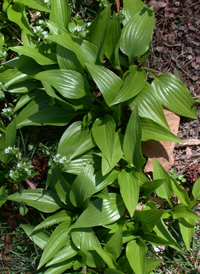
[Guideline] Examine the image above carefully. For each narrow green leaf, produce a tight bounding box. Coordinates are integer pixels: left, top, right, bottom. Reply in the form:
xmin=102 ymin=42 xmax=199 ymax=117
xmin=104 ymin=226 xmax=123 ymax=259
xmin=141 ymin=117 xmax=182 ymax=142
xmin=46 ymin=240 xmax=77 ymax=266
xmin=34 ymin=210 xmax=71 ymax=231
xmin=0 ymin=186 xmax=7 ymax=207
xmin=140 ymin=232 xmax=171 ymax=246
xmin=105 ymin=269 xmax=124 ymax=274
xmin=47 ymin=34 xmax=98 ymax=66
xmin=71 ymin=228 xmax=102 ymax=268
xmin=57 ymin=44 xmax=84 ymax=74
xmin=126 ymin=238 xmax=147 ymax=274
xmin=8 ymin=189 xmax=62 ymax=213
xmin=192 ymin=178 xmax=200 ymax=201
xmin=10 ymin=46 xmax=56 ymax=65
xmin=92 ymin=245 xmax=117 ymax=269
xmin=123 ymin=0 xmax=145 ymax=24
xmin=152 ymin=73 xmax=197 ymax=119
xmin=87 ymin=6 xmax=111 ymax=63
xmin=7 ymin=3 xmax=33 ymax=36
xmin=140 ymin=179 xmax=165 ymax=197
xmin=173 ymin=205 xmax=200 ymax=221
xmin=92 ymin=116 xmax=123 ymax=175
xmin=129 ymin=82 xmax=169 ymax=129
xmin=123 ymin=107 xmax=145 ymax=168
xmin=120 ymin=7 xmax=154 ymax=63
xmin=119 ymin=170 xmax=139 ymax=217
xmin=34 ymin=69 xmax=89 ymax=99
xmin=153 ymin=219 xmax=183 ymax=252
xmin=44 ymin=260 xmax=73 ymax=274
xmin=111 ymin=66 xmax=146 ymax=105
xmin=86 ymin=63 xmax=123 ymax=106
xmin=70 ymin=165 xmax=97 ymax=208
xmin=17 ymin=0 xmax=50 ymax=12
xmin=179 ymin=218 xmax=196 ymax=251
xmin=105 ymin=11 xmax=121 ymax=69
xmin=74 ymin=193 xmax=125 ymax=228
xmin=20 ymin=224 xmax=50 ymax=249
xmin=0 ymin=33 xmax=4 ymax=49
xmin=153 ymin=159 xmax=173 ymax=206
xmin=51 ymin=161 xmax=72 ymax=205
xmin=38 ymin=222 xmax=71 ymax=269
xmin=50 ymin=0 xmax=70 ymax=29
xmin=57 ymin=121 xmax=95 ymax=160
xmin=171 ymin=178 xmax=191 ymax=206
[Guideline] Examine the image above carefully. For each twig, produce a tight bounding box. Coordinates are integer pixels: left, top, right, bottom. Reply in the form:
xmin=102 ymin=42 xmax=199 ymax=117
xmin=141 ymin=66 xmax=162 ymax=75
xmin=116 ymin=0 xmax=120 ymax=13
xmin=183 ymin=1 xmax=200 ymax=9
xmin=162 ymin=42 xmax=182 ymax=47
xmin=175 ymin=139 xmax=200 ymax=148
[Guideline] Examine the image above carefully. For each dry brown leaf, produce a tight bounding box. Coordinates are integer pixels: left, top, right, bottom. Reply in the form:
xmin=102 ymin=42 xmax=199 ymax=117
xmin=142 ymin=109 xmax=180 ymax=172
xmin=148 ymin=0 xmax=167 ymax=13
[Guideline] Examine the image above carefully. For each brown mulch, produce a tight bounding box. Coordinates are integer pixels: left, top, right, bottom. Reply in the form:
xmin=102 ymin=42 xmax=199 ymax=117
xmin=144 ymin=0 xmax=200 ymax=183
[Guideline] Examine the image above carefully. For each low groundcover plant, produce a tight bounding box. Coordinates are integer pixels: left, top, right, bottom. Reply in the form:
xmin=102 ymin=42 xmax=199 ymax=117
xmin=0 ymin=0 xmax=199 ymax=273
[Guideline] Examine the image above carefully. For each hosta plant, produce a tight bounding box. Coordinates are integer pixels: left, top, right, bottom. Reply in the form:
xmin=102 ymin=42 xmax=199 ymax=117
xmin=0 ymin=0 xmax=199 ymax=273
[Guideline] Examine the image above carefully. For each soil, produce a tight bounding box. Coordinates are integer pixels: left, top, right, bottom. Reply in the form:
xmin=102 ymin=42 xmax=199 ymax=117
xmin=144 ymin=0 xmax=200 ymax=184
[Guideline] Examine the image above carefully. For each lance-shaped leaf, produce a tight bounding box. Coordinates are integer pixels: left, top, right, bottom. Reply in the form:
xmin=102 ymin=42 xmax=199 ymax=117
xmin=71 ymin=228 xmax=103 ymax=268
xmin=46 ymin=240 xmax=77 ymax=266
xmin=74 ymin=193 xmax=125 ymax=228
xmin=10 ymin=46 xmax=56 ymax=65
xmin=47 ymin=34 xmax=98 ymax=66
xmin=44 ymin=260 xmax=73 ymax=274
xmin=179 ymin=218 xmax=196 ymax=251
xmin=7 ymin=3 xmax=33 ymax=36
xmin=152 ymin=73 xmax=197 ymax=119
xmin=140 ymin=179 xmax=165 ymax=197
xmin=38 ymin=222 xmax=72 ymax=269
xmin=8 ymin=189 xmax=62 ymax=213
xmin=0 ymin=119 xmax=16 ymax=164
xmin=57 ymin=44 xmax=84 ymax=74
xmin=134 ymin=209 xmax=164 ymax=233
xmin=123 ymin=0 xmax=145 ymax=24
xmin=153 ymin=159 xmax=173 ymax=206
xmin=50 ymin=161 xmax=72 ymax=206
xmin=34 ymin=210 xmax=71 ymax=231
xmin=173 ymin=205 xmax=200 ymax=221
xmin=192 ymin=178 xmax=200 ymax=201
xmin=171 ymin=178 xmax=191 ymax=206
xmin=104 ymin=226 xmax=123 ymax=259
xmin=140 ymin=232 xmax=171 ymax=246
xmin=17 ymin=0 xmax=50 ymax=12
xmin=140 ymin=117 xmax=182 ymax=142
xmin=105 ymin=11 xmax=121 ymax=69
xmin=111 ymin=66 xmax=146 ymax=105
xmin=16 ymin=94 xmax=75 ymax=128
xmin=86 ymin=63 xmax=123 ymax=106
xmin=129 ymin=82 xmax=169 ymax=129
xmin=126 ymin=238 xmax=147 ymax=274
xmin=92 ymin=116 xmax=123 ymax=175
xmin=120 ymin=7 xmax=154 ymax=63
xmin=153 ymin=219 xmax=182 ymax=252
xmin=70 ymin=165 xmax=96 ymax=208
xmin=123 ymin=107 xmax=145 ymax=169
xmin=34 ymin=69 xmax=89 ymax=99
xmin=87 ymin=6 xmax=111 ymax=63
xmin=21 ymin=224 xmax=50 ymax=249
xmin=119 ymin=170 xmax=140 ymax=217
xmin=92 ymin=245 xmax=118 ymax=269
xmin=105 ymin=269 xmax=125 ymax=274
xmin=57 ymin=121 xmax=95 ymax=160
xmin=50 ymin=0 xmax=70 ymax=29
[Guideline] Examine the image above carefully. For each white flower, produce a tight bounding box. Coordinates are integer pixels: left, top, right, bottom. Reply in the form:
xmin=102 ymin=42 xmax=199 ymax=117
xmin=36 ymin=11 xmax=41 ymax=16
xmin=4 ymin=146 xmax=13 ymax=154
xmin=2 ymin=107 xmax=12 ymax=112
xmin=17 ymin=163 xmax=21 ymax=168
xmin=25 ymin=168 xmax=29 ymax=172
xmin=74 ymin=26 xmax=82 ymax=32
xmin=39 ymin=20 xmax=44 ymax=24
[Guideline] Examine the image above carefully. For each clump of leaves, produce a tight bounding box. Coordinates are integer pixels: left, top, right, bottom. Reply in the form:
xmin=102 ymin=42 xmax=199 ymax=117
xmin=0 ymin=0 xmax=199 ymax=273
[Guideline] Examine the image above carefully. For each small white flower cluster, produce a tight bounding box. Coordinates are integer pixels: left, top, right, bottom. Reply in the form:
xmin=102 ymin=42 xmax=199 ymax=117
xmin=2 ymin=107 xmax=13 ymax=116
xmin=4 ymin=146 xmax=16 ymax=155
xmin=9 ymin=161 xmax=33 ymax=181
xmin=53 ymin=154 xmax=68 ymax=165
xmin=74 ymin=26 xmax=83 ymax=32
